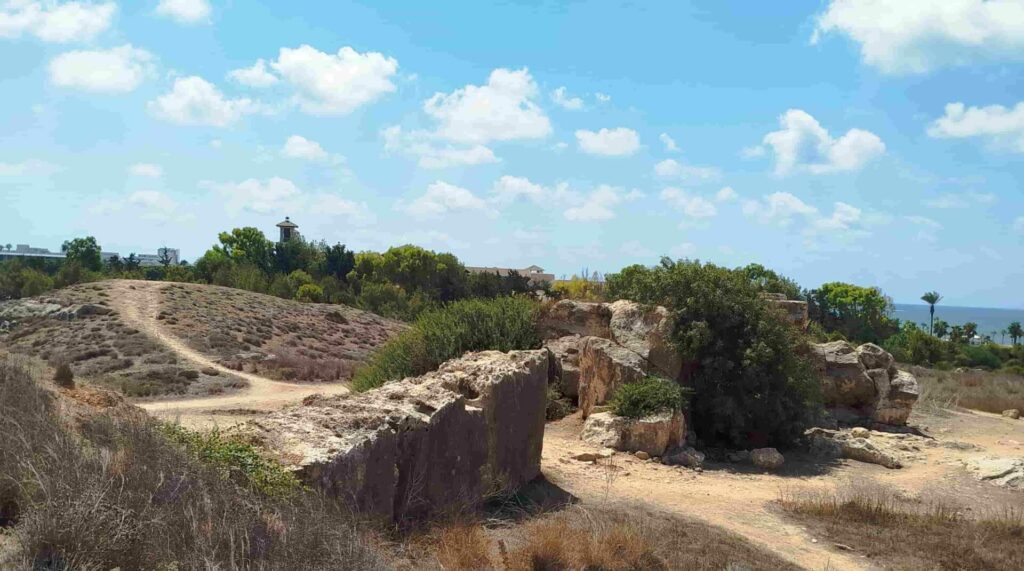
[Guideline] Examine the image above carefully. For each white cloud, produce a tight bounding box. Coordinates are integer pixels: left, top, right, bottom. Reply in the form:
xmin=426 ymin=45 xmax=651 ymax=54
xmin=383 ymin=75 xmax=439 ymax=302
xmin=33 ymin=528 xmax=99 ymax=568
xmin=743 ymin=192 xmax=881 ymax=242
xmin=811 ymin=202 xmax=862 ymax=233
xmin=670 ymin=242 xmax=697 ymax=258
xmin=660 ymin=187 xmax=717 ymax=221
xmin=281 ymin=135 xmax=328 ymax=161
xmin=228 ymin=59 xmax=278 ymax=88
xmin=128 ymin=190 xmax=194 ymax=223
xmin=659 ymin=133 xmax=680 ymax=153
xmin=311 ymin=194 xmax=374 ymax=226
xmin=654 ymin=158 xmax=720 ymax=182
xmin=0 ymin=159 xmax=57 ymax=176
xmin=49 ymin=44 xmax=154 ymax=93
xmin=741 ymin=145 xmax=766 ymax=158
xmin=564 ymin=185 xmax=641 ymax=222
xmin=595 ymin=92 xmax=611 ymax=103
xmin=382 ymin=125 xmax=498 ymax=169
xmin=0 ymin=1 xmax=115 ymax=43
xmin=715 ymin=186 xmax=737 ymax=202
xmin=742 ymin=192 xmax=818 ymax=227
xmin=551 ymin=86 xmax=584 ymax=110
xmin=813 ymin=0 xmax=1024 ymax=74
xmin=129 ymin=163 xmax=162 ymax=178
xmin=270 ymin=45 xmax=398 ymax=115
xmin=156 ymin=0 xmax=210 ymax=25
xmin=905 ymin=215 xmax=942 ymax=242
xmin=620 ymin=240 xmax=654 ymax=258
xmin=576 ymin=127 xmax=640 ymax=156
xmin=491 ymin=175 xmax=547 ymax=205
xmin=203 ymin=176 xmax=302 ymax=215
xmin=927 ymin=101 xmax=1024 ymax=152
xmin=762 ymin=109 xmax=885 ymax=175
xmin=925 ymin=191 xmax=997 ymax=209
xmin=149 ymin=76 xmax=262 ymax=127
xmin=425 ymin=68 xmax=551 ymax=144
xmin=401 ymin=181 xmax=492 ymax=218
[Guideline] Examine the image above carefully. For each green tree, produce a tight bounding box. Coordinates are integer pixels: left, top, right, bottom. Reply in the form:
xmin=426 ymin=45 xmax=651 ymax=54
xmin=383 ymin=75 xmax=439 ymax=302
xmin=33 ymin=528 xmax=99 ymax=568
xmin=920 ymin=291 xmax=942 ymax=335
xmin=963 ymin=322 xmax=979 ymax=342
xmin=949 ymin=325 xmax=965 ymax=345
xmin=806 ymin=282 xmax=897 ymax=343
xmin=323 ymin=243 xmax=356 ymax=282
xmin=1008 ymin=322 xmax=1023 ymax=346
xmin=738 ymin=263 xmax=802 ymax=300
xmin=213 ymin=227 xmax=274 ymax=273
xmin=933 ymin=319 xmax=950 ymax=339
xmin=295 ymin=283 xmax=324 ymax=303
xmin=61 ymin=236 xmax=102 ymax=272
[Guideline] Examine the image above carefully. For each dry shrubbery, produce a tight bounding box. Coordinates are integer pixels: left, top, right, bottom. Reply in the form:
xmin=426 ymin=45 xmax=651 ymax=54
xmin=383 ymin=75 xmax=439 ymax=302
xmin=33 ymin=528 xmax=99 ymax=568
xmin=0 ymin=357 xmax=386 ymax=570
xmin=780 ymin=480 xmax=1024 ymax=570
xmin=913 ymin=365 xmax=1024 ymax=414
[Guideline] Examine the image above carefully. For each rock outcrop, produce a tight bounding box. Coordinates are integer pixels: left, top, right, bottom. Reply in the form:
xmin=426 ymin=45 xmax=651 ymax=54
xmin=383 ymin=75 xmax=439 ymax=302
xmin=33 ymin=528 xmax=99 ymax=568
xmin=239 ymin=350 xmax=548 ymax=523
xmin=760 ymin=293 xmax=809 ymax=329
xmin=581 ymin=411 xmax=685 ymax=456
xmin=964 ymin=457 xmax=1024 ymax=489
xmin=751 ymin=447 xmax=785 ymax=470
xmin=811 ymin=341 xmax=919 ymax=426
xmin=806 ymin=427 xmax=904 ymax=469
xmin=606 ymin=300 xmax=682 ymax=380
xmin=577 ymin=337 xmax=648 ymax=418
xmin=545 ymin=335 xmax=582 ymax=398
xmin=539 ymin=300 xmax=611 ymax=339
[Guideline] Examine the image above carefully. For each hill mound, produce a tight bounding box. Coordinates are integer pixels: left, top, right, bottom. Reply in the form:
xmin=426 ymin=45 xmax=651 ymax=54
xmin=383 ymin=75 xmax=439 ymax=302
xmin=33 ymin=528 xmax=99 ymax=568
xmin=0 ymin=280 xmax=402 ymax=398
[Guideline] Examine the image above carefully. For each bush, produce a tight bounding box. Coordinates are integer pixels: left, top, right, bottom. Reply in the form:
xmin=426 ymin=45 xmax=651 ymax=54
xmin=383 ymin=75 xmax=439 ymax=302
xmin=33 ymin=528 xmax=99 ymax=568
xmin=882 ymin=322 xmax=945 ymax=365
xmin=957 ymin=344 xmax=1002 ymax=370
xmin=611 ymin=377 xmax=685 ymax=419
xmin=605 ymin=259 xmax=819 ymax=447
xmin=352 ymin=296 xmax=540 ymax=391
xmin=53 ymin=363 xmax=74 ymax=389
xmin=294 ymin=283 xmax=324 ymax=303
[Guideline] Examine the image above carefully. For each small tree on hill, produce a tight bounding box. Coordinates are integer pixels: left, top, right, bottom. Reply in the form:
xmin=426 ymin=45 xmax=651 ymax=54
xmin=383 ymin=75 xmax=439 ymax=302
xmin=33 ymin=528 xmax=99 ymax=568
xmin=1009 ymin=322 xmax=1023 ymax=346
xmin=53 ymin=363 xmax=75 ymax=389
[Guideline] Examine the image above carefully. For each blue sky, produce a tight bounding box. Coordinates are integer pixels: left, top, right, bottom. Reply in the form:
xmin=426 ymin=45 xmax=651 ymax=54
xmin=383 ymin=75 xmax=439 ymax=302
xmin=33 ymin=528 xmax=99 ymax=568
xmin=2 ymin=0 xmax=1023 ymax=307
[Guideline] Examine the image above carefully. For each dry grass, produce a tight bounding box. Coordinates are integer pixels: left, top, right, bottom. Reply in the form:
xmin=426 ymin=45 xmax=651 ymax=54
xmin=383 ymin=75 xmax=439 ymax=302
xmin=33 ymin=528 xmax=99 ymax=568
xmin=779 ymin=480 xmax=1024 ymax=570
xmin=912 ymin=364 xmax=1024 ymax=414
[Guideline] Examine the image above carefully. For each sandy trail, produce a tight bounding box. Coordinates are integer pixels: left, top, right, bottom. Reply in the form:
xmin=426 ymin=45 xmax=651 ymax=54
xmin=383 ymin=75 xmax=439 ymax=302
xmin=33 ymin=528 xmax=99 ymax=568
xmin=107 ymin=281 xmax=348 ymax=423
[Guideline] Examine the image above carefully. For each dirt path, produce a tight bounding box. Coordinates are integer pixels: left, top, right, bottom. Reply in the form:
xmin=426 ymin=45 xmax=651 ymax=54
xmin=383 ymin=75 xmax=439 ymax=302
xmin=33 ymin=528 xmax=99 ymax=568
xmin=107 ymin=281 xmax=349 ymax=425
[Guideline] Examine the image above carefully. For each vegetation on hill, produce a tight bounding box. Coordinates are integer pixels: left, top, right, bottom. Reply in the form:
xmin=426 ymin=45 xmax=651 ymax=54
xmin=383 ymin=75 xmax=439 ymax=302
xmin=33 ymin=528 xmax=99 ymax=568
xmin=610 ymin=376 xmax=686 ymax=419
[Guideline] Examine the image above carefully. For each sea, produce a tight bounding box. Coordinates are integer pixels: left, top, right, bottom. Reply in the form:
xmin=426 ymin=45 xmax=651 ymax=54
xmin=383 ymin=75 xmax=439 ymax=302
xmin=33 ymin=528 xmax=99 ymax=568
xmin=892 ymin=303 xmax=1024 ymax=339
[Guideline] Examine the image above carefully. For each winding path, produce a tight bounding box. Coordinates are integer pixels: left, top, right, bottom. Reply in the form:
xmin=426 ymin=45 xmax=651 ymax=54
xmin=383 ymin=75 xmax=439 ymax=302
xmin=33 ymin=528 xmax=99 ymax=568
xmin=108 ymin=280 xmax=349 ymax=425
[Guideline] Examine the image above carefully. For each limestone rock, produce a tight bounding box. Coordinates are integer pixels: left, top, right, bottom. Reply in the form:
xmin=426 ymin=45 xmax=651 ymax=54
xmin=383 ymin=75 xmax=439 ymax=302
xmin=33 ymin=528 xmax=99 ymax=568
xmin=634 ymin=451 xmax=650 ymax=460
xmin=751 ymin=448 xmax=785 ymax=470
xmin=856 ymin=343 xmax=894 ymax=371
xmin=578 ymin=337 xmax=648 ymax=417
xmin=805 ymin=428 xmax=903 ymax=469
xmin=872 ymin=370 xmax=919 ymax=426
xmin=662 ymin=446 xmax=705 ymax=468
xmin=607 ymin=300 xmax=682 ymax=379
xmin=813 ymin=341 xmax=876 ymax=406
xmin=811 ymin=341 xmax=918 ymax=427
xmin=237 ymin=349 xmax=548 ymax=523
xmin=761 ymin=294 xmax=809 ymax=329
xmin=850 ymin=427 xmax=870 ymax=439
xmin=544 ymin=335 xmax=582 ymax=397
xmin=539 ymin=300 xmax=611 ymax=340
xmin=965 ymin=457 xmax=1024 ymax=489
xmin=1003 ymin=409 xmax=1021 ymax=420
xmin=581 ymin=411 xmax=685 ymax=456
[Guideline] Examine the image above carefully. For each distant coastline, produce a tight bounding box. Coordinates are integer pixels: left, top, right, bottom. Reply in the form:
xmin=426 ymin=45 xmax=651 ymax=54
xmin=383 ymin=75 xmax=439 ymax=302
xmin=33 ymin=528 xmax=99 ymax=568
xmin=892 ymin=303 xmax=1024 ymax=339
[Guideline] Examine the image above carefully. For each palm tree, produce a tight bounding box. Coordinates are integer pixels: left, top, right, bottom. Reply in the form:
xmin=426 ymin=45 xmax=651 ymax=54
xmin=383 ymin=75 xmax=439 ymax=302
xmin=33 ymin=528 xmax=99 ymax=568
xmin=920 ymin=291 xmax=942 ymax=336
xmin=1009 ymin=322 xmax=1023 ymax=346
xmin=1001 ymin=329 xmax=1008 ymax=345
xmin=964 ymin=322 xmax=978 ymax=343
xmin=3 ymin=244 xmax=10 ymax=252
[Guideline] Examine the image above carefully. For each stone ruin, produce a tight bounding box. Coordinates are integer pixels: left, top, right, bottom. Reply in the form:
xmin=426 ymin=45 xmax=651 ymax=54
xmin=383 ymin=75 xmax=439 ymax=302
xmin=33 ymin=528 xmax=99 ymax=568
xmin=761 ymin=292 xmax=809 ymax=329
xmin=810 ymin=340 xmax=920 ymax=427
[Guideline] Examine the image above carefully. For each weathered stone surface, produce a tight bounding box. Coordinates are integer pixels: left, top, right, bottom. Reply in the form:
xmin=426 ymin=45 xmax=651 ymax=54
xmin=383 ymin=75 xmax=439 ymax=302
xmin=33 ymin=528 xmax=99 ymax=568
xmin=0 ymin=299 xmax=63 ymax=320
xmin=662 ymin=446 xmax=705 ymax=468
xmin=761 ymin=294 xmax=809 ymax=329
xmin=751 ymin=448 xmax=785 ymax=470
xmin=857 ymin=343 xmax=894 ymax=371
xmin=544 ymin=335 xmax=582 ymax=397
xmin=872 ymin=370 xmax=919 ymax=426
xmin=813 ymin=341 xmax=876 ymax=406
xmin=964 ymin=457 xmax=1024 ymax=489
xmin=805 ymin=428 xmax=903 ymax=469
xmin=1003 ymin=409 xmax=1021 ymax=420
xmin=811 ymin=341 xmax=918 ymax=427
xmin=539 ymin=300 xmax=611 ymax=340
xmin=581 ymin=411 xmax=685 ymax=456
xmin=238 ymin=350 xmax=548 ymax=523
xmin=578 ymin=337 xmax=648 ymax=418
xmin=607 ymin=300 xmax=682 ymax=379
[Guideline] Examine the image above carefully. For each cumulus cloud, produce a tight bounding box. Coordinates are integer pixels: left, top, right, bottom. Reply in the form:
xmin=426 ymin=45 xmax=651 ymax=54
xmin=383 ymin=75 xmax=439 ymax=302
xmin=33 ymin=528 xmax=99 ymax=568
xmin=149 ymin=76 xmax=263 ymax=127
xmin=202 ymin=176 xmax=302 ymax=215
xmin=654 ymin=158 xmax=720 ymax=182
xmin=156 ymin=0 xmax=210 ymax=25
xmin=927 ymin=101 xmax=1024 ymax=152
xmin=424 ymin=68 xmax=551 ymax=144
xmin=761 ymin=109 xmax=884 ymax=175
xmin=0 ymin=1 xmax=115 ymax=43
xmin=742 ymin=192 xmax=819 ymax=227
xmin=659 ymin=133 xmax=679 ymax=152
xmin=716 ymin=186 xmax=738 ymax=202
xmin=228 ymin=59 xmax=278 ymax=88
xmin=576 ymin=127 xmax=640 ymax=156
xmin=660 ymin=188 xmax=717 ymax=222
xmin=382 ymin=125 xmax=498 ymax=169
xmin=269 ymin=45 xmax=398 ymax=115
xmin=49 ymin=44 xmax=154 ymax=93
xmin=925 ymin=191 xmax=997 ymax=209
xmin=551 ymin=86 xmax=584 ymax=110
xmin=743 ymin=192 xmax=881 ymax=242
xmin=128 ymin=163 xmax=162 ymax=178
xmin=595 ymin=92 xmax=611 ymax=103
xmin=281 ymin=135 xmax=333 ymax=162
xmin=813 ymin=0 xmax=1024 ymax=74
xmin=0 ymin=159 xmax=58 ymax=176
xmin=491 ymin=175 xmax=547 ymax=205
xmin=401 ymin=181 xmax=493 ymax=218
xmin=564 ymin=185 xmax=642 ymax=222
xmin=126 ymin=190 xmax=194 ymax=223
xmin=310 ymin=194 xmax=374 ymax=226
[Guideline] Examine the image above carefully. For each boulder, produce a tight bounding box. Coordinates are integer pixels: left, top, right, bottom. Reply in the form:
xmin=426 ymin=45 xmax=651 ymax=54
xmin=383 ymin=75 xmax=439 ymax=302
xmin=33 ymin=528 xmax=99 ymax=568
xmin=538 ymin=300 xmax=611 ymax=340
xmin=607 ymin=300 xmax=682 ymax=379
xmin=964 ymin=457 xmax=1024 ymax=489
xmin=856 ymin=343 xmax=894 ymax=371
xmin=805 ymin=428 xmax=903 ymax=469
xmin=872 ymin=370 xmax=919 ymax=426
xmin=750 ymin=448 xmax=785 ymax=470
xmin=813 ymin=341 xmax=876 ymax=406
xmin=811 ymin=341 xmax=918 ymax=427
xmin=1003 ymin=409 xmax=1021 ymax=420
xmin=662 ymin=446 xmax=705 ymax=468
xmin=238 ymin=350 xmax=548 ymax=523
xmin=578 ymin=337 xmax=648 ymax=417
xmin=581 ymin=411 xmax=685 ymax=456
xmin=544 ymin=335 xmax=582 ymax=398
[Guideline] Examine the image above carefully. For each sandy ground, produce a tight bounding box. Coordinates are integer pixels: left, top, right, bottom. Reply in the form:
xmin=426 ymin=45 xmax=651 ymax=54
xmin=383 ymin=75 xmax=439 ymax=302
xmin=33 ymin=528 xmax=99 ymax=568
xmin=107 ymin=281 xmax=350 ymax=428
xmin=103 ymin=282 xmax=1024 ymax=569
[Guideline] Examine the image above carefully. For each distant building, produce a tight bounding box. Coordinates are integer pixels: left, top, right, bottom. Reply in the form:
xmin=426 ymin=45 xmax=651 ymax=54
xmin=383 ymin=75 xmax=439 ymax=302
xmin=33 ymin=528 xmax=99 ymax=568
xmin=135 ymin=248 xmax=180 ymax=266
xmin=465 ymin=264 xmax=555 ymax=285
xmin=276 ymin=217 xmax=300 ymax=243
xmin=0 ymin=243 xmax=176 ymax=266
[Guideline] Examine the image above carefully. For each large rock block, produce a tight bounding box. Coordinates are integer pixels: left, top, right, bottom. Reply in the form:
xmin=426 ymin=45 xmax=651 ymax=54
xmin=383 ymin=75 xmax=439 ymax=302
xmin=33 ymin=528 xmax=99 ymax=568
xmin=239 ymin=350 xmax=549 ymax=523
xmin=544 ymin=335 xmax=582 ymax=397
xmin=872 ymin=370 xmax=919 ymax=426
xmin=607 ymin=300 xmax=682 ymax=380
xmin=761 ymin=294 xmax=809 ymax=329
xmin=811 ymin=341 xmax=919 ymax=427
xmin=813 ymin=341 xmax=875 ymax=406
xmin=578 ymin=336 xmax=648 ymax=418
xmin=581 ymin=411 xmax=685 ymax=456
xmin=538 ymin=300 xmax=611 ymax=339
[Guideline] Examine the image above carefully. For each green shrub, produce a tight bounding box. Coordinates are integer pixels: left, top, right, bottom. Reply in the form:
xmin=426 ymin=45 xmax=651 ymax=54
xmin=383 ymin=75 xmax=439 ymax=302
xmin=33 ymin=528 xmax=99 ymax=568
xmin=159 ymin=424 xmax=301 ymax=497
xmin=352 ymin=296 xmax=540 ymax=391
xmin=957 ymin=344 xmax=1002 ymax=370
xmin=295 ymin=283 xmax=324 ymax=303
xmin=882 ymin=322 xmax=945 ymax=365
xmin=605 ymin=259 xmax=819 ymax=447
xmin=53 ymin=363 xmax=75 ymax=389
xmin=611 ymin=377 xmax=685 ymax=419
